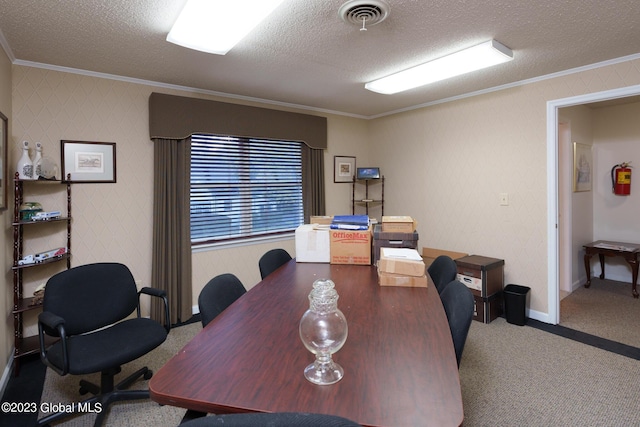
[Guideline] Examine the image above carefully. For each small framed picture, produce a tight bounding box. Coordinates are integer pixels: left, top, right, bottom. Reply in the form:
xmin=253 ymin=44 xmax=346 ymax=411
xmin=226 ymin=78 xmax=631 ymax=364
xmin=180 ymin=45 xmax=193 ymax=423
xmin=573 ymin=142 xmax=592 ymax=192
xmin=61 ymin=140 xmax=116 ymax=183
xmin=334 ymin=156 xmax=356 ymax=183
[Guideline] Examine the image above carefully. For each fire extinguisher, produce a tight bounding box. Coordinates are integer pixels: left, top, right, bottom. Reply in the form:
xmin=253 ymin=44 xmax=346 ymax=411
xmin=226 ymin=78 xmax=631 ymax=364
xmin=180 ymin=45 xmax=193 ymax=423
xmin=611 ymin=162 xmax=632 ymax=195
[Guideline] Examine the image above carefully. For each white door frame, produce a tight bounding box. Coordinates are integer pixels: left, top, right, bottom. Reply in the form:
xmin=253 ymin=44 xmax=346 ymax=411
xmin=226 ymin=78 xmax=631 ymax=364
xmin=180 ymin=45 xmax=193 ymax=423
xmin=546 ymin=84 xmax=640 ymax=324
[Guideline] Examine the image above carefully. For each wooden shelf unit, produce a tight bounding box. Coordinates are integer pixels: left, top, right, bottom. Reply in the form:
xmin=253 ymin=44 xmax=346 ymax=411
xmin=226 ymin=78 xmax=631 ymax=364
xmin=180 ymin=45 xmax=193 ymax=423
xmin=11 ymin=173 xmax=71 ymax=375
xmin=351 ymin=175 xmax=384 ymax=220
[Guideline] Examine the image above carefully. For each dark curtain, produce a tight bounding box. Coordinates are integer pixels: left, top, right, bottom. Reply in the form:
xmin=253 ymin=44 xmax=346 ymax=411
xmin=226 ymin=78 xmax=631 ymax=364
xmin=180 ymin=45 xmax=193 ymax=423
xmin=302 ymin=144 xmax=326 ymax=221
xmin=151 ymin=137 xmax=193 ymax=325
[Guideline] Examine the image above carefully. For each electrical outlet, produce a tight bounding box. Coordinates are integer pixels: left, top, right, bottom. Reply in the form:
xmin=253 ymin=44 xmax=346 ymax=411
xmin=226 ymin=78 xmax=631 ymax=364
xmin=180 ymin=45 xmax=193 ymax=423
xmin=499 ymin=193 xmax=509 ymax=206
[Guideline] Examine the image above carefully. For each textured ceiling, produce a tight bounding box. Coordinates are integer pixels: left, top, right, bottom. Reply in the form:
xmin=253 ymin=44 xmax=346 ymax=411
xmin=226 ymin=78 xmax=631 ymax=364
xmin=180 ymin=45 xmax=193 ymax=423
xmin=1 ymin=0 xmax=640 ymax=117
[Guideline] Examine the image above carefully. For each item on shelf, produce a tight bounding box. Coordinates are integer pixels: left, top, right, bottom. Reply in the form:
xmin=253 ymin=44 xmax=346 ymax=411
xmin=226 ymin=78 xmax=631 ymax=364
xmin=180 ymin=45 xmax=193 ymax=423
xmin=16 ymin=140 xmax=34 ymax=180
xmin=38 ymin=156 xmax=59 ymax=180
xmin=34 ymin=247 xmax=67 ymax=263
xmin=30 ymin=283 xmax=46 ymax=306
xmin=356 ymin=167 xmax=380 ymax=180
xmin=33 ymin=142 xmax=43 ymax=178
xmin=18 ymin=254 xmax=35 ymax=266
xmin=31 ymin=211 xmax=62 ymax=221
xmin=19 ymin=201 xmax=43 ymax=220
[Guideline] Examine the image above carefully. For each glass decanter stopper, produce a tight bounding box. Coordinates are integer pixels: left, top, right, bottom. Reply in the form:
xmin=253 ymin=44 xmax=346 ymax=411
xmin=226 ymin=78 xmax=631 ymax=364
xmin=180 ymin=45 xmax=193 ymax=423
xmin=299 ymin=278 xmax=348 ymax=385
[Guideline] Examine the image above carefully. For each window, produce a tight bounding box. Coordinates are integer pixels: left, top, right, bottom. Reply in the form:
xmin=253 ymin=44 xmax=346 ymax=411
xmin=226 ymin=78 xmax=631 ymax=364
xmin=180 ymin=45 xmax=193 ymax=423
xmin=190 ymin=134 xmax=303 ymax=244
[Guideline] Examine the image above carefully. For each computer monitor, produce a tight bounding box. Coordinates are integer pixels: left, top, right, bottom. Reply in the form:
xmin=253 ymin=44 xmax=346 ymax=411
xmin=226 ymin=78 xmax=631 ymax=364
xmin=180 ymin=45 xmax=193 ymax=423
xmin=356 ymin=167 xmax=380 ymax=180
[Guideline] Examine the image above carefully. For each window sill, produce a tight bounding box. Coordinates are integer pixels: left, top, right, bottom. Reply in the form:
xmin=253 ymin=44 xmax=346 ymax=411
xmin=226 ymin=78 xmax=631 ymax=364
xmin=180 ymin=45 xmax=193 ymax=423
xmin=192 ymin=232 xmax=295 ymax=253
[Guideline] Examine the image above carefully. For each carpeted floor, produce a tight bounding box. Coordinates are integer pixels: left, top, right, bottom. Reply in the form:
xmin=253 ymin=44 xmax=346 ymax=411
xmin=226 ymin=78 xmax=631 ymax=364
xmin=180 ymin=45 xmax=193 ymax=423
xmin=559 ymin=278 xmax=640 ymax=348
xmin=459 ymin=317 xmax=640 ymax=427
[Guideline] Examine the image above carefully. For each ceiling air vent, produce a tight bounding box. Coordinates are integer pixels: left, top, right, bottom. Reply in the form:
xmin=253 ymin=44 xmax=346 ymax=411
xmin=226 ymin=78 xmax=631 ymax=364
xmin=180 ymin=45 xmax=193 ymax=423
xmin=339 ymin=0 xmax=390 ymax=29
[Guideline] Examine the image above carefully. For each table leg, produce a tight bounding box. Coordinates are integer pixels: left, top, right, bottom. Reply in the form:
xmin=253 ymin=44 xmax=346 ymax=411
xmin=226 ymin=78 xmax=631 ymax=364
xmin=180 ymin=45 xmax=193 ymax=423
xmin=584 ymin=253 xmax=592 ymax=288
xmin=598 ymin=254 xmax=605 ymax=279
xmin=629 ymin=257 xmax=639 ymax=299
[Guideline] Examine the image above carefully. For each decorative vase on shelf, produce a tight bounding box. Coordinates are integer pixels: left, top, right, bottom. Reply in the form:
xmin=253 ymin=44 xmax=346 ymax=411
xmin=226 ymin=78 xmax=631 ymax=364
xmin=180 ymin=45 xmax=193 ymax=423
xmin=33 ymin=142 xmax=43 ymax=179
xmin=299 ymin=278 xmax=348 ymax=385
xmin=16 ymin=141 xmax=33 ymax=180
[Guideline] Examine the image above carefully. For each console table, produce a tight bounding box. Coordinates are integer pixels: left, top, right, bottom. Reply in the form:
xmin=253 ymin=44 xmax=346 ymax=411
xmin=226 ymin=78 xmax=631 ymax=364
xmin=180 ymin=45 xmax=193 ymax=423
xmin=583 ymin=240 xmax=640 ymax=298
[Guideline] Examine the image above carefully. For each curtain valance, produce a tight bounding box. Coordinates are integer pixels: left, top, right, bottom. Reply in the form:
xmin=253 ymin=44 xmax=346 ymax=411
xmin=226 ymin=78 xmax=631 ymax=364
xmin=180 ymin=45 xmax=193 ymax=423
xmin=149 ymin=92 xmax=327 ymax=149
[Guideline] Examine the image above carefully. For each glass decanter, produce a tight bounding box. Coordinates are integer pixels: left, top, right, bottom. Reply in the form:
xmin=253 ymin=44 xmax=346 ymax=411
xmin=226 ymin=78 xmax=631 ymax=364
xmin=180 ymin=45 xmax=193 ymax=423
xmin=299 ymin=278 xmax=348 ymax=385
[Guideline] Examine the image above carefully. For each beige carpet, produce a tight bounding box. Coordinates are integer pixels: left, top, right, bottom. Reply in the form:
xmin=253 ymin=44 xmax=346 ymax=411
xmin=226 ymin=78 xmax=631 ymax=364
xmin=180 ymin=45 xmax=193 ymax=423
xmin=459 ymin=317 xmax=640 ymax=427
xmin=38 ymin=321 xmax=201 ymax=426
xmin=560 ymin=278 xmax=640 ymax=348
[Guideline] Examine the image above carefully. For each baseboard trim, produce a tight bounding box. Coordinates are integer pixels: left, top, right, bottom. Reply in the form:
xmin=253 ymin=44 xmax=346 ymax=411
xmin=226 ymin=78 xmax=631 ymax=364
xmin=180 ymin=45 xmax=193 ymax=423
xmin=527 ymin=319 xmax=640 ymax=361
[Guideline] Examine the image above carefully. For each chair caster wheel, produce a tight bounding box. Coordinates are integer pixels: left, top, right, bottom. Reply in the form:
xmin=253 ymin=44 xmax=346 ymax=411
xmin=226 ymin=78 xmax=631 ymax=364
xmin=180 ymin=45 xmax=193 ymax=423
xmin=79 ymin=387 xmax=89 ymax=395
xmin=144 ymin=370 xmax=153 ymax=380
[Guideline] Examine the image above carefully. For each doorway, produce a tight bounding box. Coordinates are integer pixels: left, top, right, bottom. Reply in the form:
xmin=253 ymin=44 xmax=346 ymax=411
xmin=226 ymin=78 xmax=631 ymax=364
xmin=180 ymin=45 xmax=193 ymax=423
xmin=547 ymin=84 xmax=640 ymax=324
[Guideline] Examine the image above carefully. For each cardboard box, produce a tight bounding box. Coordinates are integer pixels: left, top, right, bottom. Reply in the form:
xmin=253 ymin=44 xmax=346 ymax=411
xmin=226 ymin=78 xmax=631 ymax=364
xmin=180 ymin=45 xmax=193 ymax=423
xmin=309 ymin=215 xmax=333 ymax=225
xmin=295 ymin=224 xmax=330 ymax=263
xmin=381 ymin=216 xmax=416 ymax=233
xmin=373 ymin=224 xmax=419 ymax=264
xmin=472 ymin=292 xmax=503 ymax=324
xmin=329 ymin=226 xmax=372 ymax=265
xmin=422 ymin=247 xmax=468 ymax=268
xmin=455 ymin=255 xmax=504 ymax=297
xmin=378 ymin=248 xmax=425 ymax=277
xmin=378 ymin=270 xmax=428 ymax=288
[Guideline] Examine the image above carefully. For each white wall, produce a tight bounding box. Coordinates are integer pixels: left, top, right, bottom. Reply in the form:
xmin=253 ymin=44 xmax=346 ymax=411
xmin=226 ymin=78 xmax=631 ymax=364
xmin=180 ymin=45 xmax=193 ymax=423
xmin=591 ymin=102 xmax=640 ymax=281
xmin=559 ymin=105 xmax=594 ymax=290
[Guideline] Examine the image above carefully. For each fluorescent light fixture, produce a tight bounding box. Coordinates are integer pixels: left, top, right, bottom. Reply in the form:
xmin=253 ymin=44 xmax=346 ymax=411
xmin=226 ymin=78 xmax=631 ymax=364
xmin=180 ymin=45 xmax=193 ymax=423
xmin=365 ymin=39 xmax=514 ymax=95
xmin=167 ymin=0 xmax=285 ymax=55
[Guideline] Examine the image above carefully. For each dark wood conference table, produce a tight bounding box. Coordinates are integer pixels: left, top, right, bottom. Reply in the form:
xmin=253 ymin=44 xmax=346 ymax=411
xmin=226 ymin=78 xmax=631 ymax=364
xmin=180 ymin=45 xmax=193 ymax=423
xmin=149 ymin=260 xmax=464 ymax=427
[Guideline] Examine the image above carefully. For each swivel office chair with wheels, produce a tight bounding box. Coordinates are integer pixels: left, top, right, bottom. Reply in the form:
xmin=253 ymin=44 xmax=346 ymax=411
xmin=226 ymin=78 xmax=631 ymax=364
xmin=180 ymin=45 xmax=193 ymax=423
xmin=258 ymin=248 xmax=292 ymax=280
xmin=439 ymin=279 xmax=474 ymax=367
xmin=198 ymin=273 xmax=247 ymax=327
xmin=428 ymin=255 xmax=458 ymax=294
xmin=180 ymin=412 xmax=362 ymax=426
xmin=37 ymin=262 xmax=170 ymax=427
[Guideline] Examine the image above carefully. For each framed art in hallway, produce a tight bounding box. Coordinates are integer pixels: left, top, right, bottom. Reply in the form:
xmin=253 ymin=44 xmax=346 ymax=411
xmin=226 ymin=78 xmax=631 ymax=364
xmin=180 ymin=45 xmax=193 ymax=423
xmin=0 ymin=111 xmax=6 ymax=210
xmin=334 ymin=155 xmax=355 ymax=183
xmin=573 ymin=142 xmax=592 ymax=192
xmin=61 ymin=140 xmax=116 ymax=183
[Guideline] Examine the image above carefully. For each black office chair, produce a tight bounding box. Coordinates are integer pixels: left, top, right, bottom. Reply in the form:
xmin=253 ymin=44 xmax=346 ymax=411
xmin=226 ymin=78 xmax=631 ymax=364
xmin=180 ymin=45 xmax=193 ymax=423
xmin=198 ymin=273 xmax=247 ymax=327
xmin=180 ymin=412 xmax=362 ymax=426
xmin=439 ymin=280 xmax=474 ymax=367
xmin=428 ymin=255 xmax=458 ymax=294
xmin=36 ymin=262 xmax=170 ymax=427
xmin=259 ymin=248 xmax=292 ymax=279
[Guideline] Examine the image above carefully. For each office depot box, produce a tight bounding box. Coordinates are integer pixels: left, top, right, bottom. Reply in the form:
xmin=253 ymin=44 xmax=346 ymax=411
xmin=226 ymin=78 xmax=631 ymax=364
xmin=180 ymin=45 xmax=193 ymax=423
xmin=373 ymin=224 xmax=419 ymax=264
xmin=472 ymin=292 xmax=503 ymax=324
xmin=329 ymin=226 xmax=372 ymax=265
xmin=455 ymin=255 xmax=504 ymax=297
xmin=309 ymin=215 xmax=333 ymax=225
xmin=378 ymin=270 xmax=428 ymax=288
xmin=378 ymin=248 xmax=425 ymax=277
xmin=381 ymin=216 xmax=416 ymax=233
xmin=422 ymin=247 xmax=468 ymax=268
xmin=295 ymin=224 xmax=330 ymax=263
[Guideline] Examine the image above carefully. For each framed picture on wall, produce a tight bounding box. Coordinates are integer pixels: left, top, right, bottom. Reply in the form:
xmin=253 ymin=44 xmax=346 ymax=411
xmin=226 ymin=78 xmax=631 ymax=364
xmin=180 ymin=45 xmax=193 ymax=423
xmin=61 ymin=140 xmax=116 ymax=183
xmin=573 ymin=142 xmax=592 ymax=192
xmin=334 ymin=156 xmax=356 ymax=183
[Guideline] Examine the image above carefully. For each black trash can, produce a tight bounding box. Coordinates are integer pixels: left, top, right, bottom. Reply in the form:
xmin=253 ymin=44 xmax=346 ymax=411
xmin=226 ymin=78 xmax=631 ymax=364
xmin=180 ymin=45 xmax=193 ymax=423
xmin=503 ymin=284 xmax=530 ymax=326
